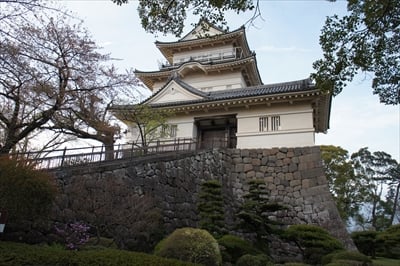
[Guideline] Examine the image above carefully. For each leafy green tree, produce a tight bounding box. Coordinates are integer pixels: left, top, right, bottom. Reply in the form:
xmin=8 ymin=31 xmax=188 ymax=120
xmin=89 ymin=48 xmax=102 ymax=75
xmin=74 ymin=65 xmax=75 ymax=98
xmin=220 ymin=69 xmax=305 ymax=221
xmin=320 ymin=145 xmax=364 ymax=224
xmin=351 ymin=147 xmax=398 ymax=230
xmin=197 ymin=180 xmax=225 ymax=238
xmin=313 ymin=0 xmax=400 ymax=105
xmin=237 ymin=179 xmax=286 ymax=252
xmin=112 ymin=0 xmax=257 ymax=37
xmin=112 ymin=104 xmax=173 ymax=147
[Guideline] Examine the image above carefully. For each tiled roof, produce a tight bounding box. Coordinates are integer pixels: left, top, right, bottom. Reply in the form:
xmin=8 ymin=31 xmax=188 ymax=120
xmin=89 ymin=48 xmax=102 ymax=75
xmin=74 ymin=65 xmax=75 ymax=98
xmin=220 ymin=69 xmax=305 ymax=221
xmin=148 ymin=78 xmax=315 ymax=108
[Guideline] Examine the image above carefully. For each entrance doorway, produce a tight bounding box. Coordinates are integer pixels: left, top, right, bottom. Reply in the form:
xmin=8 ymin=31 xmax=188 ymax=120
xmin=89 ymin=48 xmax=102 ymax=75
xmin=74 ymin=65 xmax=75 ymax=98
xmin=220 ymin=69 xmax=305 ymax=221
xmin=195 ymin=115 xmax=237 ymax=149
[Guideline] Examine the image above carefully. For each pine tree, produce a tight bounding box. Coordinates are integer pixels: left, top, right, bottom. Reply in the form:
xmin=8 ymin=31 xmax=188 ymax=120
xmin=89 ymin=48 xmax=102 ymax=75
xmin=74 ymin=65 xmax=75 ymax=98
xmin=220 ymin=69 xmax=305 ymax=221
xmin=197 ymin=180 xmax=225 ymax=238
xmin=237 ymin=179 xmax=286 ymax=251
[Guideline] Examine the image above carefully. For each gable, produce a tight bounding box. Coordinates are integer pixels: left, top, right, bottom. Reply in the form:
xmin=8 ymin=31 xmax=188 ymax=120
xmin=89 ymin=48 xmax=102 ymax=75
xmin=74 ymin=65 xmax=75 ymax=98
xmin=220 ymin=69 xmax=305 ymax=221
xmin=181 ymin=22 xmax=224 ymax=41
xmin=146 ymin=80 xmax=206 ymax=105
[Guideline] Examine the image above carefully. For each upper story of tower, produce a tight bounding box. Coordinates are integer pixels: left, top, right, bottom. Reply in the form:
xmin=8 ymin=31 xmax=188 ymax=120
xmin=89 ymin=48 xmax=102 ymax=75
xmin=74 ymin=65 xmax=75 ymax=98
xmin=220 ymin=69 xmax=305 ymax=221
xmin=135 ymin=21 xmax=263 ymax=93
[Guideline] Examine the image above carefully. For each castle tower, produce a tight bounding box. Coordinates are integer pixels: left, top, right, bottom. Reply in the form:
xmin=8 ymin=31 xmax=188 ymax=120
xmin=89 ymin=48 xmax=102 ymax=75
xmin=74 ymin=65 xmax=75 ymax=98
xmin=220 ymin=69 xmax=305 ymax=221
xmin=115 ymin=21 xmax=331 ymax=149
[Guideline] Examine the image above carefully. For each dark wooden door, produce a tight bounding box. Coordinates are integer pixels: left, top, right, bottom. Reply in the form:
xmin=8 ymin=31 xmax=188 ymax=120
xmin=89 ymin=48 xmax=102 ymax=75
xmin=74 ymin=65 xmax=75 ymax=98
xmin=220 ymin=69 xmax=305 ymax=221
xmin=201 ymin=130 xmax=226 ymax=149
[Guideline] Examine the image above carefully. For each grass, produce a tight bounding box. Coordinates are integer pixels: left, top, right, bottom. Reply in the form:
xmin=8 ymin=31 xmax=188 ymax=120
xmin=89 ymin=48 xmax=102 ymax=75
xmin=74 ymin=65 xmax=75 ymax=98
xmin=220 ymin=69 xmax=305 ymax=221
xmin=372 ymin=257 xmax=400 ymax=266
xmin=0 ymin=241 xmax=196 ymax=266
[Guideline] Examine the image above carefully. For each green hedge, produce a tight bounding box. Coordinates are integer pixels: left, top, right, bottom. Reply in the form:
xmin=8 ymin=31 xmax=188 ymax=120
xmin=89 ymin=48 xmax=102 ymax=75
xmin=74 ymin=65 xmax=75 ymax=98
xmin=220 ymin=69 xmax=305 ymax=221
xmin=0 ymin=241 xmax=195 ymax=266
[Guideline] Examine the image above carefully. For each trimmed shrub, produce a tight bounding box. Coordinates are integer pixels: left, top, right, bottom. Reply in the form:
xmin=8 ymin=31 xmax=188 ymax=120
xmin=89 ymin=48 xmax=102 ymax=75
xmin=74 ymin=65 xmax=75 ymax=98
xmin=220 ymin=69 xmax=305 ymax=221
xmin=350 ymin=230 xmax=379 ymax=258
xmin=154 ymin=227 xmax=222 ymax=266
xmin=235 ymin=254 xmax=273 ymax=266
xmin=322 ymin=250 xmax=372 ymax=266
xmin=377 ymin=224 xmax=400 ymax=259
xmin=0 ymin=156 xmax=57 ymax=224
xmin=283 ymin=224 xmax=343 ymax=265
xmin=217 ymin=234 xmax=260 ymax=264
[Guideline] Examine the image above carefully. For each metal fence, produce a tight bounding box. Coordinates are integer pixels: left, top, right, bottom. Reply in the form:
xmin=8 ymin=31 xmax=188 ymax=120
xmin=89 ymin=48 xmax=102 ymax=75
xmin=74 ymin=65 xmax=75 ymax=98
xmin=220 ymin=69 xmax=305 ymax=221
xmin=5 ymin=138 xmax=197 ymax=170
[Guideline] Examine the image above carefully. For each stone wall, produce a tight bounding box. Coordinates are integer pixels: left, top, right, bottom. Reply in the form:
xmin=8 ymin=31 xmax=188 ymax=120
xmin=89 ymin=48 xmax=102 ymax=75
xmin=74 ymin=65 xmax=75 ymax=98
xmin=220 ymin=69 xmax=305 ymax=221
xmin=15 ymin=147 xmax=354 ymax=256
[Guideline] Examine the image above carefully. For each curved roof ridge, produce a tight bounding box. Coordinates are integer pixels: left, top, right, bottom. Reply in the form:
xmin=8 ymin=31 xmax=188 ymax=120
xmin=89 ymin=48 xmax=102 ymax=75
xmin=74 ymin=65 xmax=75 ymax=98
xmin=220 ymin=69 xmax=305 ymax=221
xmin=135 ymin=54 xmax=257 ymax=74
xmin=155 ymin=26 xmax=245 ymax=46
xmin=141 ymin=76 xmax=209 ymax=105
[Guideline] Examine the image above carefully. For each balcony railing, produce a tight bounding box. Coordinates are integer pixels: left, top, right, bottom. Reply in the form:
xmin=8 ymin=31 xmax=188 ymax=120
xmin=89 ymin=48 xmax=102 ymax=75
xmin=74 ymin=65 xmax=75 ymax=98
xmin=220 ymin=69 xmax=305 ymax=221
xmin=160 ymin=47 xmax=244 ymax=70
xmin=4 ymin=138 xmax=197 ymax=170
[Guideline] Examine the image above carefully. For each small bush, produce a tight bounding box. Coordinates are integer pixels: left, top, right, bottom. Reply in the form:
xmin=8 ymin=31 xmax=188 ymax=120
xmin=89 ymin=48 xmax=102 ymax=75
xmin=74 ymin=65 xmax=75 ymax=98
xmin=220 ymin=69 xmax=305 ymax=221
xmin=377 ymin=224 xmax=400 ymax=259
xmin=322 ymin=250 xmax=372 ymax=265
xmin=55 ymin=221 xmax=91 ymax=250
xmin=351 ymin=230 xmax=379 ymax=257
xmin=0 ymin=157 xmax=57 ymax=224
xmin=217 ymin=234 xmax=260 ymax=264
xmin=235 ymin=254 xmax=273 ymax=266
xmin=154 ymin=227 xmax=222 ymax=266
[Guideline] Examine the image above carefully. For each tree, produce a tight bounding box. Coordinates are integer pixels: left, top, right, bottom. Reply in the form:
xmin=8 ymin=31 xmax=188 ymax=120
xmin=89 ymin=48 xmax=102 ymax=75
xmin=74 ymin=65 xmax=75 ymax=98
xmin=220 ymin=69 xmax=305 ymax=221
xmin=237 ymin=179 xmax=286 ymax=252
xmin=351 ymin=147 xmax=398 ymax=230
xmin=283 ymin=224 xmax=343 ymax=265
xmin=313 ymin=0 xmax=400 ymax=105
xmin=197 ymin=180 xmax=225 ymax=238
xmin=50 ymin=67 xmax=140 ymax=159
xmin=320 ymin=145 xmax=364 ymax=224
xmin=0 ymin=2 xmax=139 ymax=154
xmin=112 ymin=104 xmax=173 ymax=147
xmin=386 ymin=163 xmax=400 ymax=225
xmin=112 ymin=0 xmax=258 ymax=37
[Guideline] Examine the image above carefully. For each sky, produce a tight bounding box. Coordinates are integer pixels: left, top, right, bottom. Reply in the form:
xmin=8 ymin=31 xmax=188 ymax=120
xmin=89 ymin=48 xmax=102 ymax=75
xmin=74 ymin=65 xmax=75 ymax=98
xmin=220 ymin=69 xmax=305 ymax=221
xmin=61 ymin=0 xmax=399 ymax=161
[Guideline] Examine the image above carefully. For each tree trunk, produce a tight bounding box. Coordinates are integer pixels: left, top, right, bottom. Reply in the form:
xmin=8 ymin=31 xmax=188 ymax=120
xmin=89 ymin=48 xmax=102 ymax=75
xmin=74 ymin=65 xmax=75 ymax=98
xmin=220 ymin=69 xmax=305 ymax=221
xmin=390 ymin=182 xmax=400 ymax=225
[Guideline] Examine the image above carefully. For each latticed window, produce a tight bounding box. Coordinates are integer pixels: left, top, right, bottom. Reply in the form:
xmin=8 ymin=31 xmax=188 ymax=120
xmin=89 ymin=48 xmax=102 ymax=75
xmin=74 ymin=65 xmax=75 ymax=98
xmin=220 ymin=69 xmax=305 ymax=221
xmin=162 ymin=124 xmax=177 ymax=137
xmin=170 ymin=125 xmax=177 ymax=137
xmin=259 ymin=116 xmax=281 ymax=132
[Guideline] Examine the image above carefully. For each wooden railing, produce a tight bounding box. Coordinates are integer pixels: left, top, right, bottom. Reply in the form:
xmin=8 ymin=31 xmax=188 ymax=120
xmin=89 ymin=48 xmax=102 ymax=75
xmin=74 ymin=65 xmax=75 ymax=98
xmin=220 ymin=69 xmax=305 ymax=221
xmin=6 ymin=138 xmax=197 ymax=170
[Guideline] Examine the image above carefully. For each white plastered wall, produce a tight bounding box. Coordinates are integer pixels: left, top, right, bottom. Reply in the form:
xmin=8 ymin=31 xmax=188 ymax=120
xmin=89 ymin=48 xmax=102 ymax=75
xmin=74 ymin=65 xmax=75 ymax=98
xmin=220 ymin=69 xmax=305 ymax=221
xmin=124 ymin=102 xmax=316 ymax=149
xmin=183 ymin=72 xmax=245 ymax=92
xmin=236 ymin=103 xmax=315 ymax=148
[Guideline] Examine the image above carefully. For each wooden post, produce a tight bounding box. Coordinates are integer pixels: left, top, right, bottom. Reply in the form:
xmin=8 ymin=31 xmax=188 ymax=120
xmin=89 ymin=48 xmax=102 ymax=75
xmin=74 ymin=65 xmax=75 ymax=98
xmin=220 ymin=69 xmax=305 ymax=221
xmin=60 ymin=147 xmax=67 ymax=167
